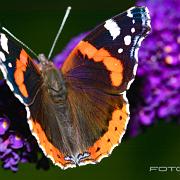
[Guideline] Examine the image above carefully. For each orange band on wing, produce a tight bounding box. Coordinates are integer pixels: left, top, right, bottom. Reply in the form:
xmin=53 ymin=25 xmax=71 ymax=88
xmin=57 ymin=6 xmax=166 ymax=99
xmin=19 ymin=84 xmax=28 ymax=98
xmin=81 ymin=99 xmax=129 ymax=163
xmin=20 ymin=49 xmax=28 ymax=65
xmin=29 ymin=119 xmax=73 ymax=168
xmin=14 ymin=49 xmax=29 ymax=98
xmin=77 ymin=41 xmax=123 ymax=87
xmin=110 ymin=72 xmax=123 ymax=87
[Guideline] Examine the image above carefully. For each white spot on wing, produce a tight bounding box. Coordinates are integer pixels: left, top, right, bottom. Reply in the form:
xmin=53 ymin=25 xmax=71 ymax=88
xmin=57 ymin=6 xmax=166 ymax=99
xmin=124 ymin=35 xmax=131 ymax=45
xmin=8 ymin=63 xmax=12 ymax=68
xmin=65 ymin=156 xmax=73 ymax=161
xmin=131 ymin=27 xmax=135 ymax=33
xmin=0 ymin=34 xmax=9 ymax=53
xmin=127 ymin=7 xmax=134 ymax=18
xmin=104 ymin=19 xmax=120 ymax=40
xmin=118 ymin=48 xmax=123 ymax=53
xmin=0 ymin=51 xmax=6 ymax=62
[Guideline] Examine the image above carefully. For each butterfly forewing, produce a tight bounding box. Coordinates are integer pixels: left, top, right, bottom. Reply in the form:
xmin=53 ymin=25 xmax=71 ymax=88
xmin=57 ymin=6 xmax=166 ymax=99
xmin=62 ymin=6 xmax=150 ymax=94
xmin=0 ymin=32 xmax=42 ymax=105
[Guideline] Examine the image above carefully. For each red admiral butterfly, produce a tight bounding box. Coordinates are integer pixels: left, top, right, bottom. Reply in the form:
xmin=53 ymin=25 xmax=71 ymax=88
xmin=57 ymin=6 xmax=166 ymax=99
xmin=0 ymin=6 xmax=151 ymax=169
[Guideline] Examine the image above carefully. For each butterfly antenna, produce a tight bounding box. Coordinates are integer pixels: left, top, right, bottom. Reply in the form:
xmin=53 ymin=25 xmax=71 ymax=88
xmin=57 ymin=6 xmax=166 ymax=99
xmin=2 ymin=27 xmax=39 ymax=59
xmin=48 ymin=6 xmax=71 ymax=60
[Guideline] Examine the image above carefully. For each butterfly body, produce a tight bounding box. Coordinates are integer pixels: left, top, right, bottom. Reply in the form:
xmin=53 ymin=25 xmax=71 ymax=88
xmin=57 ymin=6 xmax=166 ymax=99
xmin=0 ymin=6 xmax=151 ymax=169
xmin=39 ymin=54 xmax=67 ymax=103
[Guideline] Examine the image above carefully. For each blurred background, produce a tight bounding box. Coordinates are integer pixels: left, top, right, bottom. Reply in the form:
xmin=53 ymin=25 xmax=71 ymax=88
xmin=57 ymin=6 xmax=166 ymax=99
xmin=0 ymin=0 xmax=180 ymax=179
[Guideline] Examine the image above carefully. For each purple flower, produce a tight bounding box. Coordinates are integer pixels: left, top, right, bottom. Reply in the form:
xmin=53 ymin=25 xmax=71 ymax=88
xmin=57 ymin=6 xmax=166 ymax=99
xmin=3 ymin=152 xmax=20 ymax=172
xmin=0 ymin=80 xmax=49 ymax=172
xmin=0 ymin=119 xmax=30 ymax=172
xmin=0 ymin=118 xmax=10 ymax=135
xmin=9 ymin=134 xmax=23 ymax=149
xmin=0 ymin=139 xmax=9 ymax=153
xmin=127 ymin=0 xmax=180 ymax=136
